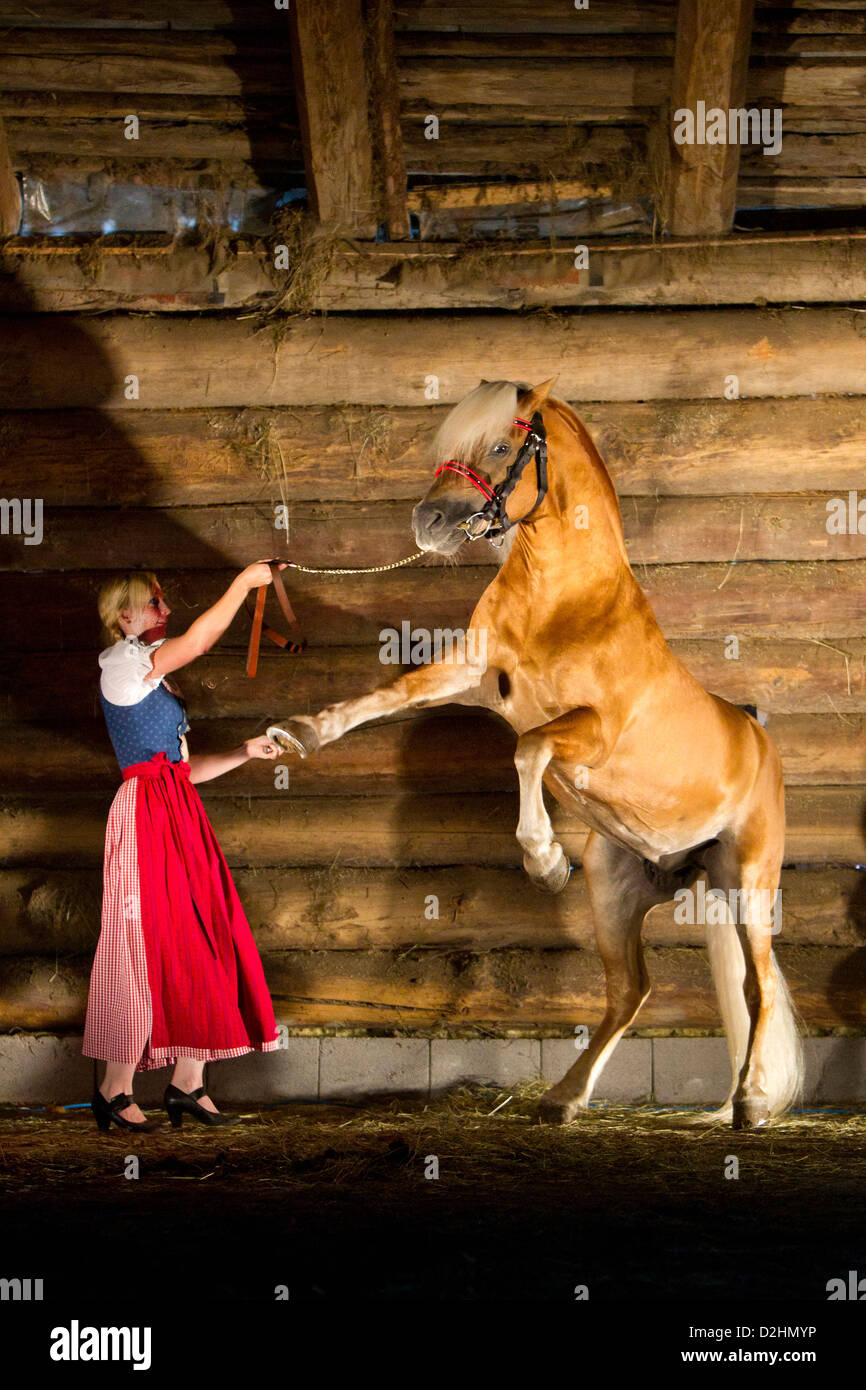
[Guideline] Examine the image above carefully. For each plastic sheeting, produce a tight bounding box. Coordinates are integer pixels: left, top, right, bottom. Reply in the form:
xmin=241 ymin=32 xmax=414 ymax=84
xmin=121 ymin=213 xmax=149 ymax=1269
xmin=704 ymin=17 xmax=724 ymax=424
xmin=19 ymin=173 xmax=306 ymax=235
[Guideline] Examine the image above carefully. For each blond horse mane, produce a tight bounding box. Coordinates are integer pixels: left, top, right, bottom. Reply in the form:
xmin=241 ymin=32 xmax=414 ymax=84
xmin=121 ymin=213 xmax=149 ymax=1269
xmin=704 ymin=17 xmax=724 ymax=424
xmin=431 ymin=381 xmax=520 ymax=463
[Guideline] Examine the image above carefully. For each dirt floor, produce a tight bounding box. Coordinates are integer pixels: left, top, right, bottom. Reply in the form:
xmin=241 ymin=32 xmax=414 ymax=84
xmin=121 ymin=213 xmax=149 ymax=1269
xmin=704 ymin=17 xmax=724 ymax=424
xmin=1 ymin=1083 xmax=865 ymax=1303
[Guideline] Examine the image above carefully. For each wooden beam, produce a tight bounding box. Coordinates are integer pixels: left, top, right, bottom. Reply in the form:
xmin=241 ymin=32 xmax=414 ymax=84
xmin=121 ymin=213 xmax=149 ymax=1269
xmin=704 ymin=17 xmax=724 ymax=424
xmin=0 ymin=397 xmax=863 ymax=500
xmin=3 ymin=307 xmax=866 ymax=407
xmin=0 ymin=27 xmax=295 ymax=96
xmin=665 ymin=0 xmax=756 ymax=235
xmin=737 ymin=177 xmax=866 ymax=208
xmin=364 ymin=0 xmax=410 ymax=239
xmin=405 ymin=178 xmax=613 ymax=209
xmin=1 ymin=563 xmax=864 ymax=645
xmin=0 ymin=113 xmax=20 ymax=236
xmin=393 ymin=1 xmax=866 ymax=37
xmin=0 ymin=713 xmax=859 ymax=796
xmin=402 ymin=123 xmax=643 ymax=178
xmin=0 ymin=1 xmax=284 ymax=26
xmin=6 ymin=232 xmax=866 ymax=312
xmin=398 ymin=59 xmax=670 ymax=113
xmin=290 ymin=0 xmax=378 ymax=236
xmin=0 ymin=1 xmax=678 ymax=32
xmin=397 ymin=33 xmax=866 ymax=60
xmin=1 ymin=865 xmax=860 ymax=954
xmin=2 ymin=496 xmax=864 ymax=571
xmin=2 ymin=943 xmax=866 ymax=1031
xmin=7 ymin=641 xmax=866 ymax=720
xmin=0 ymin=786 xmax=861 ymax=869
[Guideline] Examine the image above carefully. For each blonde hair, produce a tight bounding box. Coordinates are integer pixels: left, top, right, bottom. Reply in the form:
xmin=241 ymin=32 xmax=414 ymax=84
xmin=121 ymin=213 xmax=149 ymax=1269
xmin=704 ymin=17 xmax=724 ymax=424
xmin=97 ymin=570 xmax=161 ymax=648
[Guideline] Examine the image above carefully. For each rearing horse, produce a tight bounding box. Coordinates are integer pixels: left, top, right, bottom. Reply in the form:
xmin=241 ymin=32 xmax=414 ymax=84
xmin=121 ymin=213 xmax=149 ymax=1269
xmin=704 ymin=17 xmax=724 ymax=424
xmin=270 ymin=379 xmax=804 ymax=1130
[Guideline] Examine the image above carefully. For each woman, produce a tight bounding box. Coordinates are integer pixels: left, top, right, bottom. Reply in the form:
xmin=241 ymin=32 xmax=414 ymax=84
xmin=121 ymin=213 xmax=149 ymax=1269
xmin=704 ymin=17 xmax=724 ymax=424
xmin=83 ymin=562 xmax=285 ymax=1133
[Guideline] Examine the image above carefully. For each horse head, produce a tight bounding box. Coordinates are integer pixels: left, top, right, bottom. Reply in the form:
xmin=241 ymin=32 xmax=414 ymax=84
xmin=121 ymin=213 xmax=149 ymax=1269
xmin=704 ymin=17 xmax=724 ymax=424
xmin=412 ymin=376 xmax=557 ymax=555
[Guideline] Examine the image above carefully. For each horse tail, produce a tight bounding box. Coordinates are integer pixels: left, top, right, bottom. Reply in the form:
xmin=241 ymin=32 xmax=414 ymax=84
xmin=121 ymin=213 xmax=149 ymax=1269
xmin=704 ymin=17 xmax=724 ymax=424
xmin=700 ymin=918 xmax=805 ymax=1123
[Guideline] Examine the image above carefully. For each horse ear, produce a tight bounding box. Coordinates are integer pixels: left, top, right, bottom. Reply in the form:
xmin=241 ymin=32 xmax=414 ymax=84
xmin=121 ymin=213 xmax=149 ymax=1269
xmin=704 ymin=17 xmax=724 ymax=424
xmin=520 ymin=376 xmax=557 ymax=412
xmin=478 ymin=377 xmax=490 ymax=386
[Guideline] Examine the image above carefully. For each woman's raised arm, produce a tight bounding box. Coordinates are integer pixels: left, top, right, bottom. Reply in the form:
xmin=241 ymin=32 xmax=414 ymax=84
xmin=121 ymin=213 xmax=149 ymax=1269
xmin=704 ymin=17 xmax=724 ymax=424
xmin=147 ymin=561 xmax=286 ymax=681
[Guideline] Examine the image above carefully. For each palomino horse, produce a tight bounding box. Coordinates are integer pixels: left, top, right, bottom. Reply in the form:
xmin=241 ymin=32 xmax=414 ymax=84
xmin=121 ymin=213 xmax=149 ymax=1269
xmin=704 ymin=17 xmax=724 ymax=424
xmin=269 ymin=379 xmax=804 ymax=1129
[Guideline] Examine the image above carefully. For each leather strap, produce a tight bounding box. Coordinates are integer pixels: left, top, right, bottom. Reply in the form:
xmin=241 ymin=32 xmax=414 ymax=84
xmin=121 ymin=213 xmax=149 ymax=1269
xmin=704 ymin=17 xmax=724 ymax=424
xmin=245 ymin=585 xmax=267 ymax=678
xmin=245 ymin=561 xmax=306 ymax=677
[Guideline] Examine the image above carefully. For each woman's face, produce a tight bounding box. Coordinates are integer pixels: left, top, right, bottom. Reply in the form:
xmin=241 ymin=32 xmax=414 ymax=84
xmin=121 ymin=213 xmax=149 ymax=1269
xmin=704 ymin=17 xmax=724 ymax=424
xmin=119 ymin=586 xmax=172 ymax=642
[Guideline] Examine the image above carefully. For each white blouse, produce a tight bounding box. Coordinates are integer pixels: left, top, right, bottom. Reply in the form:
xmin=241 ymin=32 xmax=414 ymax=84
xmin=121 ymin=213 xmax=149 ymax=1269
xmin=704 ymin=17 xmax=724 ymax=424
xmin=98 ymin=634 xmax=167 ymax=707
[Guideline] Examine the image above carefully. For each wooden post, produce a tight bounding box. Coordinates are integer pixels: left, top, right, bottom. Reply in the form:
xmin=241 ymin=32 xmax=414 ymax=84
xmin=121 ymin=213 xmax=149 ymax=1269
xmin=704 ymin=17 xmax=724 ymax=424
xmin=665 ymin=0 xmax=755 ymax=236
xmin=363 ymin=0 xmax=410 ymax=239
xmin=0 ymin=113 xmax=21 ymax=237
xmin=289 ymin=0 xmax=378 ymax=237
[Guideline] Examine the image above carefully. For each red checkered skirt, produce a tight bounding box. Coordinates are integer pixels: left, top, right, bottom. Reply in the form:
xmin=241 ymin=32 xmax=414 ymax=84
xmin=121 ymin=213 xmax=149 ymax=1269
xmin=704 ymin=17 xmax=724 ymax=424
xmin=82 ymin=751 xmax=280 ymax=1072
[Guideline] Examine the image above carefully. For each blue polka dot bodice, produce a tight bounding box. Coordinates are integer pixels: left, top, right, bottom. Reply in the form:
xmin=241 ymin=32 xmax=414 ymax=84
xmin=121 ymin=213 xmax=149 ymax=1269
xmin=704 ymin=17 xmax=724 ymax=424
xmin=100 ymin=678 xmax=189 ymax=772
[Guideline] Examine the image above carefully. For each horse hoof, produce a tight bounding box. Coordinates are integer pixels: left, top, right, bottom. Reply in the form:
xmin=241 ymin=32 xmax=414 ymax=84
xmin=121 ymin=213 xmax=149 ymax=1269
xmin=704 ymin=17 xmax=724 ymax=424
xmin=533 ymin=1096 xmax=578 ymax=1127
xmin=527 ymin=848 xmax=571 ymax=894
xmin=732 ymin=1098 xmax=769 ymax=1130
xmin=266 ymin=719 xmax=319 ymax=759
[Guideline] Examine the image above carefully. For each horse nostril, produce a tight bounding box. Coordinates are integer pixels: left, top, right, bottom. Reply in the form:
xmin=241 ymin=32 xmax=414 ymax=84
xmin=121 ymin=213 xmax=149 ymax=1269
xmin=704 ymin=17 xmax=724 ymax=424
xmin=413 ymin=502 xmax=452 ymax=543
xmin=415 ymin=505 xmax=445 ymax=536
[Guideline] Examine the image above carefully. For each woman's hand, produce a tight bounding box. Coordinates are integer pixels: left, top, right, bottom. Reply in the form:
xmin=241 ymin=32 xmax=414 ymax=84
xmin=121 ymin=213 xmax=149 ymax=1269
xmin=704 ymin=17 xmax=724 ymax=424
xmin=245 ymin=733 xmax=281 ymax=761
xmin=239 ymin=560 xmax=288 ymax=592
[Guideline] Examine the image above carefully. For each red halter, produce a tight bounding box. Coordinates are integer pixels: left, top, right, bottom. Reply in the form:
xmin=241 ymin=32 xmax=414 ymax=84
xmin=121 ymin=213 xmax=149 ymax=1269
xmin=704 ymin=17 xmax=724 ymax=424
xmin=434 ymin=417 xmax=534 ymax=499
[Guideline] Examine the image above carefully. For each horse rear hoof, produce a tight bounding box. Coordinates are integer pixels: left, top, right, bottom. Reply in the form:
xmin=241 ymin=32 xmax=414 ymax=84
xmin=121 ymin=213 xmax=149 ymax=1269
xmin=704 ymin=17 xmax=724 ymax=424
xmin=533 ymin=1095 xmax=578 ymax=1126
xmin=267 ymin=719 xmax=319 ymax=759
xmin=732 ymin=1098 xmax=769 ymax=1130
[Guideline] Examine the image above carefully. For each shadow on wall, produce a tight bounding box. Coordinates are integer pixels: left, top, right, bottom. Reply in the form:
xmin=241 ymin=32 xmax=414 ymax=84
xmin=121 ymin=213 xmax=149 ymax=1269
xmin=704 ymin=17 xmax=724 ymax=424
xmin=0 ymin=288 xmax=281 ymax=752
xmin=829 ymin=798 xmax=866 ymax=1031
xmin=223 ymin=1 xmax=304 ymax=207
xmin=384 ymin=708 xmax=577 ymax=1034
xmin=0 ymin=268 xmax=287 ymax=1010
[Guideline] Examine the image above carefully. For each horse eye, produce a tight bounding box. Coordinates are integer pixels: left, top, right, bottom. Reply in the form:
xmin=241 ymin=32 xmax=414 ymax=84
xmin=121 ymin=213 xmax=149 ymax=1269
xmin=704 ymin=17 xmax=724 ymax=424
xmin=491 ymin=443 xmax=509 ymax=456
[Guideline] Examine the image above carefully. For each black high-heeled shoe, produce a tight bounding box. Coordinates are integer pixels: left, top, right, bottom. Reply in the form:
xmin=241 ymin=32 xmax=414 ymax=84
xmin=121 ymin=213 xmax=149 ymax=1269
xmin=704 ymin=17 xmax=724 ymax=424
xmin=91 ymin=1090 xmax=161 ymax=1133
xmin=163 ymin=1084 xmax=238 ymax=1128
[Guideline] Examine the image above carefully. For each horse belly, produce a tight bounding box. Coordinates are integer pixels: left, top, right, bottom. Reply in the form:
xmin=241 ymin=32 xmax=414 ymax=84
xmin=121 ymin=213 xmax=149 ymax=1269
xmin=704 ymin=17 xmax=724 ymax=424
xmin=543 ymin=761 xmax=728 ymax=862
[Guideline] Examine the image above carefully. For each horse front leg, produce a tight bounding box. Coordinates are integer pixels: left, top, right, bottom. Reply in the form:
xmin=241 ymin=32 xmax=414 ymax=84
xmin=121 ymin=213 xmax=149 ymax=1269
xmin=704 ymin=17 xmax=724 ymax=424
xmin=514 ymin=707 xmax=609 ymax=892
xmin=267 ymin=654 xmax=488 ymax=757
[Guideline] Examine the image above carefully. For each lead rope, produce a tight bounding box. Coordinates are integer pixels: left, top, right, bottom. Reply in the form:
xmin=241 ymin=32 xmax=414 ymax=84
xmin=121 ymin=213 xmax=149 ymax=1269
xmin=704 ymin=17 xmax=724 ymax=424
xmin=281 ymin=552 xmax=424 ymax=576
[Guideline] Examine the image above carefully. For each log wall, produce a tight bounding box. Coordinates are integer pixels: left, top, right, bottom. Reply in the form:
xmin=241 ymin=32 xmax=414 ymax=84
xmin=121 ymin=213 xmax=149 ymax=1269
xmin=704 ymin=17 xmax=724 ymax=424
xmin=0 ymin=1 xmax=863 ymax=1050
xmin=0 ymin=288 xmax=864 ymax=1038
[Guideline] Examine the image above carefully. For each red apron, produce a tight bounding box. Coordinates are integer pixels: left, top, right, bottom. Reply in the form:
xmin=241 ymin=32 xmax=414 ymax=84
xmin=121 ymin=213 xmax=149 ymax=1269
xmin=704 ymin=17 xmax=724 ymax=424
xmin=83 ymin=751 xmax=280 ymax=1072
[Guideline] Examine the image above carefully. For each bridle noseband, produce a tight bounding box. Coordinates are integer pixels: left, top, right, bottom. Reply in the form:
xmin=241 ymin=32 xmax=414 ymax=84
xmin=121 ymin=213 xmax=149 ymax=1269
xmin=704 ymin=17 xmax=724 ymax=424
xmin=433 ymin=412 xmax=549 ymax=543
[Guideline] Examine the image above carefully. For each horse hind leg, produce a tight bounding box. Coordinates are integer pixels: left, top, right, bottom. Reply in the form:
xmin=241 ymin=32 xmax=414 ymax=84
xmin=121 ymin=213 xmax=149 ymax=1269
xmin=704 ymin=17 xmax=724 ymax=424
xmin=701 ymin=838 xmax=804 ymax=1129
xmin=535 ymin=833 xmax=657 ymax=1126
